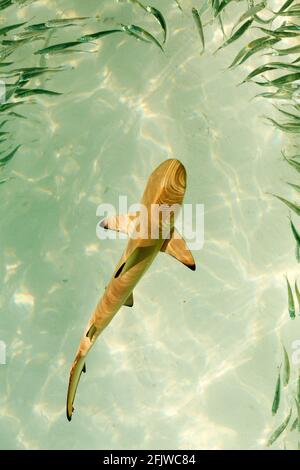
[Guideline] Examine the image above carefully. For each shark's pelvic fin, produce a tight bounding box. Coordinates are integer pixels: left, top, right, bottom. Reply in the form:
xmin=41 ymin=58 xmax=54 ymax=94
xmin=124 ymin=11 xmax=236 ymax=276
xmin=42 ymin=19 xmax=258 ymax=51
xmin=161 ymin=229 xmax=196 ymax=271
xmin=100 ymin=212 xmax=139 ymax=234
xmin=124 ymin=292 xmax=134 ymax=307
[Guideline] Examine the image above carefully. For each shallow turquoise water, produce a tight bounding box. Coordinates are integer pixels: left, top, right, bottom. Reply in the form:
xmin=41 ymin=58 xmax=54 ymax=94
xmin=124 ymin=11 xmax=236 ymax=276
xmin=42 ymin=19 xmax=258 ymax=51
xmin=0 ymin=0 xmax=299 ymax=450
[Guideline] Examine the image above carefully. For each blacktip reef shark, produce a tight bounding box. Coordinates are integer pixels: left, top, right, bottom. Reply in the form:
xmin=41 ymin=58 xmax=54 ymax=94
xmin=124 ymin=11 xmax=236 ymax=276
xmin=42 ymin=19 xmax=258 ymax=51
xmin=66 ymin=159 xmax=196 ymax=421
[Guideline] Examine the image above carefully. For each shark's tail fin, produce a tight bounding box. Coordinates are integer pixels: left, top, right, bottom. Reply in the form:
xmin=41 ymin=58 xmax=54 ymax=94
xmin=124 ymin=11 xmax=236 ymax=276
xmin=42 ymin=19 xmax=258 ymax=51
xmin=67 ymin=320 xmax=101 ymax=421
xmin=66 ymin=321 xmax=99 ymax=421
xmin=66 ymin=350 xmax=87 ymax=422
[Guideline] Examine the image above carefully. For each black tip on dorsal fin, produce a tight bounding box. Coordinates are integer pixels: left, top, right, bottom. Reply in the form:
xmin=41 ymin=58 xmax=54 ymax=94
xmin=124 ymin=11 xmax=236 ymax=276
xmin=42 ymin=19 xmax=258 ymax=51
xmin=82 ymin=363 xmax=86 ymax=373
xmin=115 ymin=262 xmax=125 ymax=279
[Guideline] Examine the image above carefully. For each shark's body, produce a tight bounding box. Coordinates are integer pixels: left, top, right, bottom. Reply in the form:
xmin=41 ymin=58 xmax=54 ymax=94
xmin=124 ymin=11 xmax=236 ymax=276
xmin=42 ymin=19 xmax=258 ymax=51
xmin=66 ymin=159 xmax=196 ymax=421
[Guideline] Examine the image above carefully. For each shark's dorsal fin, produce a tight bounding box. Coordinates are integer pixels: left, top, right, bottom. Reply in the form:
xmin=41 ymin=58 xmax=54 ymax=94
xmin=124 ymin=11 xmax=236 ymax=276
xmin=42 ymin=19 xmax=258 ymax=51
xmin=161 ymin=229 xmax=196 ymax=271
xmin=115 ymin=246 xmax=154 ymax=279
xmin=124 ymin=292 xmax=134 ymax=307
xmin=100 ymin=212 xmax=139 ymax=234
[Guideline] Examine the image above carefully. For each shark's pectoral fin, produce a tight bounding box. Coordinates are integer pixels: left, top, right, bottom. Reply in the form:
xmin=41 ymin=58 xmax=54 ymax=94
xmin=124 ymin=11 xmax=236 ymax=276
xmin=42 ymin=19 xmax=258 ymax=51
xmin=124 ymin=292 xmax=134 ymax=307
xmin=99 ymin=212 xmax=139 ymax=234
xmin=161 ymin=229 xmax=196 ymax=271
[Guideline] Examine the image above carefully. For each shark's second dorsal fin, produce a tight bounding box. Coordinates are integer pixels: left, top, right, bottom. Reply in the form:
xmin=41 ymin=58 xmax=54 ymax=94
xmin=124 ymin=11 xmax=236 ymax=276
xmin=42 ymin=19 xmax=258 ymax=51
xmin=161 ymin=229 xmax=196 ymax=271
xmin=100 ymin=213 xmax=139 ymax=234
xmin=86 ymin=324 xmax=97 ymax=341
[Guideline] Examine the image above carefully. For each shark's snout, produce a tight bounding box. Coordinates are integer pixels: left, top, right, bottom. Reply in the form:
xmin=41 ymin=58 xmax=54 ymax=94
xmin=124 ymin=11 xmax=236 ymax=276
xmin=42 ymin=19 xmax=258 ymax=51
xmin=159 ymin=159 xmax=187 ymax=205
xmin=172 ymin=159 xmax=186 ymax=193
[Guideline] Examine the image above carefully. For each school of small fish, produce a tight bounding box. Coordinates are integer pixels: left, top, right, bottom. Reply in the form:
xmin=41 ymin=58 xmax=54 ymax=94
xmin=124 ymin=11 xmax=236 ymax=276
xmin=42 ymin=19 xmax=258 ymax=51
xmin=0 ymin=0 xmax=299 ymax=450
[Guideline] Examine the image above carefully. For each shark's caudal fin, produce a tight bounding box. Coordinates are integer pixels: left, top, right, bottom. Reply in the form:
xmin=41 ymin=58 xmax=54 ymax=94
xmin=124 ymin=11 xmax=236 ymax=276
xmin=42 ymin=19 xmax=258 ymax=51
xmin=66 ymin=354 xmax=86 ymax=422
xmin=161 ymin=229 xmax=196 ymax=271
